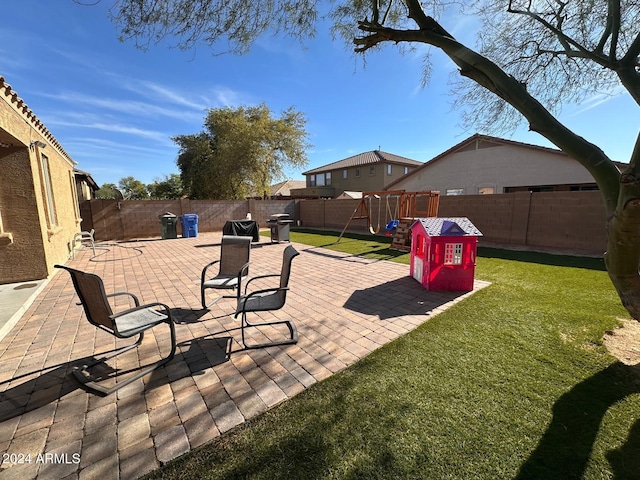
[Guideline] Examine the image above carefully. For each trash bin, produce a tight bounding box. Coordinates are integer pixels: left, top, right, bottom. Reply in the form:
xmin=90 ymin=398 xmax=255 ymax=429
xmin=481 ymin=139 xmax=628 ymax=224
xmin=180 ymin=213 xmax=199 ymax=238
xmin=267 ymin=214 xmax=294 ymax=243
xmin=158 ymin=212 xmax=178 ymax=239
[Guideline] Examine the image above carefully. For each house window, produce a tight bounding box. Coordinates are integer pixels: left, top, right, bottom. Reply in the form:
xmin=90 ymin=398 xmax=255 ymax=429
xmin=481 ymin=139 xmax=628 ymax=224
xmin=446 ymin=188 xmax=464 ymax=196
xmin=343 ymin=169 xmax=348 ymax=179
xmin=355 ymin=168 xmax=360 ymax=178
xmin=40 ymin=154 xmax=57 ymax=227
xmin=369 ymin=165 xmax=376 ymax=175
xmin=69 ymin=171 xmax=80 ymax=220
xmin=444 ymin=243 xmax=463 ymax=265
xmin=404 ymin=167 xmax=409 ymax=175
xmin=325 ymin=172 xmax=332 ymax=185
xmin=317 ymin=173 xmax=326 ymax=186
xmin=387 ymin=164 xmax=392 ymax=175
xmin=477 ymin=187 xmax=494 ymax=195
xmin=309 ymin=174 xmax=316 ymax=187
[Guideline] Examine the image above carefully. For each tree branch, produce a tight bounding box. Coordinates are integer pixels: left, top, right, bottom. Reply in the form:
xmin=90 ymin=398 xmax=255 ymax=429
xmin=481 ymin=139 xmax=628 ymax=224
xmin=507 ymin=1 xmax=611 ymax=67
xmin=354 ymin=16 xmax=621 ymax=214
xmin=609 ymin=0 xmax=621 ymax=61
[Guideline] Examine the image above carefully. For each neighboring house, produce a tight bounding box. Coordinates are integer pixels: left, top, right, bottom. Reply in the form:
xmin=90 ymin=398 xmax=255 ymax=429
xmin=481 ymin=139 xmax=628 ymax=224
xmin=386 ymin=133 xmax=616 ymax=195
xmin=270 ymin=179 xmax=306 ymax=197
xmin=335 ymin=191 xmax=363 ymax=200
xmin=246 ymin=179 xmax=306 ymax=199
xmin=291 ymin=150 xmax=423 ymax=198
xmin=74 ymin=168 xmax=99 ymax=202
xmin=0 ymin=76 xmax=81 ymax=284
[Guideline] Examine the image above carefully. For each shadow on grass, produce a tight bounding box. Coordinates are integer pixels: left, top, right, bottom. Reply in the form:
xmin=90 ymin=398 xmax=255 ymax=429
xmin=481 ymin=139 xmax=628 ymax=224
xmin=516 ymin=362 xmax=640 ymax=479
xmin=478 ymin=247 xmax=606 ymax=271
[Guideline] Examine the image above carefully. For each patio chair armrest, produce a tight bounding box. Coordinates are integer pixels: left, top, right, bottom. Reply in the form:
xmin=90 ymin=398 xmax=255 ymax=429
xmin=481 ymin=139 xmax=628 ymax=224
xmin=110 ymin=301 xmax=172 ymax=320
xmin=236 ymin=261 xmax=251 ymax=297
xmin=106 ymin=291 xmax=140 ymax=307
xmin=243 ymin=274 xmax=280 ymax=294
xmin=200 ymin=259 xmax=221 ymax=282
xmin=235 ymin=287 xmax=289 ymax=317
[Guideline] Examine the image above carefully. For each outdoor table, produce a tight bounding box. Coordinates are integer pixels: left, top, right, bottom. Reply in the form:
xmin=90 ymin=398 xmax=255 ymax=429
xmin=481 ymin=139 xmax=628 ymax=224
xmin=222 ymin=219 xmax=260 ymax=242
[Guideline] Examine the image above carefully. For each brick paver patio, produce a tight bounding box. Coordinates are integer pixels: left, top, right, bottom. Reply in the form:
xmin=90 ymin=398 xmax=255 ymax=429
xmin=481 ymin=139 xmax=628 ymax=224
xmin=0 ymin=232 xmax=489 ymax=479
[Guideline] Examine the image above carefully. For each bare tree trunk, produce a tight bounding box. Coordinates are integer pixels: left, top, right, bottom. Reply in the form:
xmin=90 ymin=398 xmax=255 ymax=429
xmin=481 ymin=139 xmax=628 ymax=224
xmin=606 ymin=135 xmax=640 ymax=319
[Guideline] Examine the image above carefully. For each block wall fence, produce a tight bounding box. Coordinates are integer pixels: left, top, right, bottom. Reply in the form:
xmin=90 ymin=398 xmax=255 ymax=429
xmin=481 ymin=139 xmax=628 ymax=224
xmin=81 ymin=190 xmax=608 ymax=255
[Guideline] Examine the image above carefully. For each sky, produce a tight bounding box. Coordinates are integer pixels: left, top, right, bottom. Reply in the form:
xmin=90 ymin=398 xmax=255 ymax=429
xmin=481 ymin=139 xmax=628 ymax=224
xmin=1 ymin=1 xmax=637 ymax=188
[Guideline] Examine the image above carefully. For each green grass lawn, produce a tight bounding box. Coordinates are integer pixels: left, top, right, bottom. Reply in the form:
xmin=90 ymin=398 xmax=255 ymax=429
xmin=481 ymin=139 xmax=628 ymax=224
xmin=148 ymin=230 xmax=640 ymax=479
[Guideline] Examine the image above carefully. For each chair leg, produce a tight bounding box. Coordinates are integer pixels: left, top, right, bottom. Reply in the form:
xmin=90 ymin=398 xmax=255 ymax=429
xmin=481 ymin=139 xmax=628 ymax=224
xmin=73 ymin=320 xmax=176 ymax=396
xmin=201 ymin=287 xmax=239 ymax=310
xmin=240 ymin=312 xmax=298 ymax=350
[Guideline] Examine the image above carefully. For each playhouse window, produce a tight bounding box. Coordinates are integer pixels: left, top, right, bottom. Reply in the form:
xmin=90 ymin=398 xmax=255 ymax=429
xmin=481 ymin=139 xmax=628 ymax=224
xmin=416 ymin=234 xmax=425 ymax=256
xmin=444 ymin=243 xmax=463 ymax=265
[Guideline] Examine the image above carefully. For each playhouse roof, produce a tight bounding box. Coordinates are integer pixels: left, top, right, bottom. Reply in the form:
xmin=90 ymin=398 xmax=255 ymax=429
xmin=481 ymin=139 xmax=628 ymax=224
xmin=411 ymin=217 xmax=483 ymax=237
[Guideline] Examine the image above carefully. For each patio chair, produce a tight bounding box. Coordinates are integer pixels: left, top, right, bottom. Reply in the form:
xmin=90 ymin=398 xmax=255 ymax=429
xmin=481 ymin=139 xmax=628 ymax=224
xmin=55 ymin=265 xmax=176 ymax=396
xmin=200 ymin=235 xmax=252 ymax=309
xmin=72 ymin=229 xmax=96 ymax=259
xmin=235 ymin=245 xmax=299 ymax=349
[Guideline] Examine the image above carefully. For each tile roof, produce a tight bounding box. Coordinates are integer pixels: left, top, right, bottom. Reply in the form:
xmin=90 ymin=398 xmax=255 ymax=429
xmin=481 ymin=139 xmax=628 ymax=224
xmin=0 ymin=76 xmax=75 ymax=165
xmin=303 ymin=150 xmax=423 ymax=175
xmin=411 ymin=217 xmax=483 ymax=237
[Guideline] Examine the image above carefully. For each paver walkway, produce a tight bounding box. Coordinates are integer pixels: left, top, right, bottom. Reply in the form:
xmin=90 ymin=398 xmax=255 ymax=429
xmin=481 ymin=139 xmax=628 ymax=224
xmin=0 ymin=232 xmax=489 ymax=479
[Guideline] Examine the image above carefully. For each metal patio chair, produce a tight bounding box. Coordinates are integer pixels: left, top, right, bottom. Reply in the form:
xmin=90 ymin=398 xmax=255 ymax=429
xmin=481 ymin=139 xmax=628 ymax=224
xmin=235 ymin=245 xmax=299 ymax=349
xmin=72 ymin=229 xmax=96 ymax=259
xmin=55 ymin=265 xmax=176 ymax=396
xmin=200 ymin=235 xmax=252 ymax=309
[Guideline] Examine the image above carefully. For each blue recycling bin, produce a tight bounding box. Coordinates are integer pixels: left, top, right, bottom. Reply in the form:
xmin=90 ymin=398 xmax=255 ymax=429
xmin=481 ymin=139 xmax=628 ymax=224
xmin=180 ymin=214 xmax=199 ymax=238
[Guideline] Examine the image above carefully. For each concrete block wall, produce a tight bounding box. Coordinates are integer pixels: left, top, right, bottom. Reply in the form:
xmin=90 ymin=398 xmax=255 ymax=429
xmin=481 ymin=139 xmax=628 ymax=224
xmin=526 ymin=191 xmax=607 ymax=252
xmin=438 ymin=191 xmax=607 ymax=254
xmin=82 ymin=191 xmax=609 ymax=255
xmin=300 ymin=191 xmax=609 ymax=255
xmin=83 ymin=198 xmax=299 ymax=241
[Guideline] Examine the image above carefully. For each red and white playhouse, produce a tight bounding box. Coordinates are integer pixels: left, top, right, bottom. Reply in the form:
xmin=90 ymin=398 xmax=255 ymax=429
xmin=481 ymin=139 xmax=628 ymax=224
xmin=410 ymin=217 xmax=482 ymax=291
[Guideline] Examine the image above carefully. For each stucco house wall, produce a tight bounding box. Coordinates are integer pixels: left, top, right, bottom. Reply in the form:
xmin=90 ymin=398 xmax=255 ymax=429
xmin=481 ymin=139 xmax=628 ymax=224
xmin=294 ymin=150 xmax=422 ymax=198
xmin=0 ymin=76 xmax=80 ymax=284
xmin=326 ymin=162 xmax=411 ymax=194
xmin=388 ymin=134 xmax=597 ymax=195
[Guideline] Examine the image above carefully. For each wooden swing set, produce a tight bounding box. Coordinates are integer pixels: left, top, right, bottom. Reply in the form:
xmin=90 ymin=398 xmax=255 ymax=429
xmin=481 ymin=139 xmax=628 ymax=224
xmin=337 ymin=190 xmax=440 ymax=250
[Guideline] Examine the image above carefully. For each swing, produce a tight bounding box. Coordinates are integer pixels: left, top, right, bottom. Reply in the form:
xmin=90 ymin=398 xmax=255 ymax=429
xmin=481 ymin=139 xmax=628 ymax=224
xmin=368 ymin=195 xmax=381 ymax=234
xmin=385 ymin=195 xmax=400 ymax=236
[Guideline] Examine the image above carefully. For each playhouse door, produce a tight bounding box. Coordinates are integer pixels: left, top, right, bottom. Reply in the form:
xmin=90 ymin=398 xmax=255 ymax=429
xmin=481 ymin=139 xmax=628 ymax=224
xmin=412 ymin=256 xmax=423 ymax=284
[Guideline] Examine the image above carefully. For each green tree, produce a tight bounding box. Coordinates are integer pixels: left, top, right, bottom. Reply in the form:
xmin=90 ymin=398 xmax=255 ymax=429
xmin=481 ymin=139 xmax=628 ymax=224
xmin=147 ymin=173 xmax=185 ymax=199
xmin=109 ymin=1 xmax=640 ymax=320
xmin=174 ymin=104 xmax=310 ymax=200
xmin=95 ymin=183 xmax=121 ymax=200
xmin=118 ymin=176 xmax=148 ymax=199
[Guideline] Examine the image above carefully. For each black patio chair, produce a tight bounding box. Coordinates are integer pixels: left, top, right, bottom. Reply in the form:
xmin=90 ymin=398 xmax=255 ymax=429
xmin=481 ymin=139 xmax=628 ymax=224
xmin=55 ymin=265 xmax=176 ymax=396
xmin=200 ymin=235 xmax=252 ymax=309
xmin=235 ymin=245 xmax=299 ymax=349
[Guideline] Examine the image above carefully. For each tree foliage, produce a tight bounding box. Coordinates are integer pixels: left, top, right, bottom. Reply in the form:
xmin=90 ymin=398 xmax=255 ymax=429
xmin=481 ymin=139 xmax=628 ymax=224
xmin=108 ymin=0 xmax=640 ymax=320
xmin=95 ymin=183 xmax=121 ymax=200
xmin=118 ymin=176 xmax=149 ymax=199
xmin=109 ymin=0 xmax=319 ymax=53
xmin=147 ymin=173 xmax=185 ymax=199
xmin=174 ymin=104 xmax=310 ymax=200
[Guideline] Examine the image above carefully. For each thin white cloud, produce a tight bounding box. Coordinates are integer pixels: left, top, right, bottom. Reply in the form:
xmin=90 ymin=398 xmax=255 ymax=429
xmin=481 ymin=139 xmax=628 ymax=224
xmin=572 ymin=87 xmax=627 ymax=115
xmin=47 ymin=119 xmax=171 ymax=142
xmin=119 ymin=77 xmax=251 ymax=109
xmin=39 ymin=91 xmax=203 ymax=122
